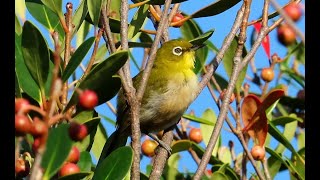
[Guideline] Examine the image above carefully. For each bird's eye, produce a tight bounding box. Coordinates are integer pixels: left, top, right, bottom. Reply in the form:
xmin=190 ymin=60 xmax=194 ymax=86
xmin=172 ymin=46 xmax=183 ymax=56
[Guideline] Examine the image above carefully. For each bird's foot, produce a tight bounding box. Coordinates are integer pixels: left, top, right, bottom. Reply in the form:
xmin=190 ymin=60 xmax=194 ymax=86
xmin=148 ymin=133 xmax=172 ymax=156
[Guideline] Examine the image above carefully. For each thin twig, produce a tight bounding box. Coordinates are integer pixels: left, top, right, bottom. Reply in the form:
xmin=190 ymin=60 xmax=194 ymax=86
xmin=61 ymin=3 xmax=73 ymax=107
xmin=106 ymin=101 xmax=117 ymax=115
xmin=193 ymin=4 xmax=246 ymax=179
xmin=262 ymin=157 xmax=272 ymax=180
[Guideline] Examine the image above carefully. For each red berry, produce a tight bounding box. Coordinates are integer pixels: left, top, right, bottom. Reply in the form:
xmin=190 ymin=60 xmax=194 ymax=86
xmin=15 ymin=158 xmax=30 ymax=178
xmin=189 ymin=128 xmax=203 ymax=144
xmin=141 ymin=139 xmax=158 ymax=157
xmin=69 ymin=122 xmax=88 ymax=141
xmin=172 ymin=13 xmax=184 ymax=28
xmin=284 ymin=3 xmax=302 ymax=22
xmin=261 ymin=67 xmax=275 ymax=82
xmin=59 ymin=163 xmax=80 ymax=177
xmin=15 ymin=98 xmax=30 ymax=114
xmin=251 ymin=145 xmax=266 ymax=161
xmin=67 ymin=146 xmax=80 ymax=163
xmin=15 ymin=115 xmax=31 ymax=136
xmin=277 ymin=24 xmax=296 ymax=46
xmin=78 ymin=90 xmax=98 ymax=109
xmin=30 ymin=117 xmax=48 ymax=138
xmin=219 ymin=89 xmax=235 ymax=104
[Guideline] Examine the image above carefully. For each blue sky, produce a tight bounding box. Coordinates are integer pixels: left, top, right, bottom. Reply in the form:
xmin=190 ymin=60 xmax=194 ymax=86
xmin=17 ymin=0 xmax=305 ymax=179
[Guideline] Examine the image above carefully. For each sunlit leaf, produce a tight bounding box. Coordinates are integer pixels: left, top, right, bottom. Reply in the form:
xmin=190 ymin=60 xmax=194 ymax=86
xmin=191 ymin=0 xmax=241 ymax=18
xmin=128 ymin=4 xmax=149 ymax=39
xmin=42 ymin=124 xmax=73 ymax=180
xmin=62 ymin=37 xmax=95 ymax=82
xmin=217 ymin=146 xmax=232 ymax=165
xmin=72 ymin=0 xmax=89 ymax=38
xmin=41 ymin=0 xmax=63 ymax=18
xmin=182 ymin=114 xmax=214 ymax=126
xmin=91 ymin=122 xmax=108 ymax=160
xmin=132 ymin=0 xmax=188 ymax=5
xmin=200 ymin=109 xmax=220 ymax=156
xmin=77 ymin=151 xmax=92 ymax=172
xmin=92 ymin=146 xmax=133 ymax=180
xmin=87 ymin=0 xmax=104 ymax=26
xmin=15 ymin=14 xmax=22 ymax=35
xmin=274 ymin=121 xmax=297 ymax=154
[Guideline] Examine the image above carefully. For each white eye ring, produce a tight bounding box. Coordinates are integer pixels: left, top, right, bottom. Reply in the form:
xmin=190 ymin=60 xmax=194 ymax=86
xmin=172 ymin=46 xmax=183 ymax=56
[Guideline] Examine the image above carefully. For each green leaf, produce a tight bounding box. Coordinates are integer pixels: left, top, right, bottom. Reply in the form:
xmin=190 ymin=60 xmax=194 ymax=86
xmin=189 ymin=29 xmax=215 ymax=46
xmin=267 ymin=155 xmax=283 ymax=179
xmin=210 ymin=171 xmax=229 ymax=180
xmin=165 ymin=153 xmax=181 ymax=180
xmin=91 ymin=122 xmax=108 ymax=160
xmin=274 ymin=121 xmax=297 ymax=154
xmin=171 ymin=139 xmax=194 ymax=154
xmin=76 ymin=20 xmax=92 ymax=48
xmin=41 ymin=0 xmax=63 ymax=18
xmin=180 ymin=18 xmax=209 ymax=74
xmin=94 ymin=43 xmax=108 ymax=63
xmin=26 ymin=0 xmax=64 ymax=37
xmin=212 ymin=164 xmax=239 ymax=180
xmin=88 ymin=0 xmax=104 ymax=26
xmin=271 ymin=115 xmax=303 ymax=126
xmin=66 ymin=51 xmax=128 ymax=110
xmin=191 ymin=0 xmax=241 ymax=18
xmin=92 ymin=146 xmax=133 ymax=180
xmin=57 ymin=172 xmax=92 ymax=180
xmin=15 ymin=14 xmax=22 ymax=35
xmin=222 ymin=36 xmax=248 ymax=93
xmin=21 ymin=21 xmax=50 ymax=91
xmin=217 ymin=146 xmax=232 ymax=165
xmin=139 ymin=32 xmax=153 ymax=43
xmin=297 ymin=131 xmax=305 ymax=150
xmin=182 ymin=114 xmax=214 ymax=125
xmin=72 ymin=0 xmax=89 ymax=38
xmin=99 ymin=114 xmax=116 ymax=126
xmin=200 ymin=109 xmax=220 ymax=156
xmin=15 ymin=33 xmax=41 ymax=102
xmin=128 ymin=4 xmax=149 ymax=40
xmin=77 ymin=151 xmax=92 ymax=172
xmin=268 ymin=122 xmax=301 ymax=158
xmin=42 ymin=124 xmax=73 ymax=180
xmin=62 ymin=37 xmax=95 ymax=82
xmin=15 ymin=71 xmax=22 ymax=98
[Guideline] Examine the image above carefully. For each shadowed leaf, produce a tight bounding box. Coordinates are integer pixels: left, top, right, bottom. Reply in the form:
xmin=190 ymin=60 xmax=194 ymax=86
xmin=87 ymin=0 xmax=104 ymax=26
xmin=191 ymin=0 xmax=241 ymax=18
xmin=128 ymin=4 xmax=149 ymax=39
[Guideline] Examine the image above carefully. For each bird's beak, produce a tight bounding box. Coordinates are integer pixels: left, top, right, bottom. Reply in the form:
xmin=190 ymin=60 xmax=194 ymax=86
xmin=190 ymin=44 xmax=206 ymax=51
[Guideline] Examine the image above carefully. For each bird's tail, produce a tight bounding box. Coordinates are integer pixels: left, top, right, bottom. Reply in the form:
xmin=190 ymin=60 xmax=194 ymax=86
xmin=97 ymin=129 xmax=129 ymax=164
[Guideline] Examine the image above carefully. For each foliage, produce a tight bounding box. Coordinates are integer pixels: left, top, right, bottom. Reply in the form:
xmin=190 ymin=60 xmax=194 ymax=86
xmin=15 ymin=0 xmax=304 ymax=179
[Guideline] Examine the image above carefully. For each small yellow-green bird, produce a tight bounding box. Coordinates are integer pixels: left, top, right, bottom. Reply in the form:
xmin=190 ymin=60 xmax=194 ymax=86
xmin=99 ymin=39 xmax=204 ymax=161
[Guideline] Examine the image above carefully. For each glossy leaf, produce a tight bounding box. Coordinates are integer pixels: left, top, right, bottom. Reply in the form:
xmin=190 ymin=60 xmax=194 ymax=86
xmin=267 ymin=156 xmax=283 ymax=179
xmin=165 ymin=153 xmax=180 ymax=180
xmin=209 ymin=74 xmax=229 ymax=92
xmin=91 ymin=122 xmax=108 ymax=160
xmin=77 ymin=151 xmax=92 ymax=172
xmin=290 ymin=148 xmax=305 ymax=179
xmin=87 ymin=0 xmax=104 ymax=26
xmin=191 ymin=0 xmax=241 ymax=18
xmin=72 ymin=0 xmax=89 ymax=37
xmin=223 ymin=36 xmax=248 ymax=93
xmin=94 ymin=43 xmax=108 ymax=63
xmin=15 ymin=14 xmax=22 ymax=35
xmin=200 ymin=109 xmax=220 ymax=156
xmin=62 ymin=37 xmax=95 ymax=82
xmin=92 ymin=146 xmax=133 ymax=180
xmin=26 ymin=0 xmax=64 ymax=36
xmin=21 ymin=21 xmax=49 ymax=90
xmin=57 ymin=172 xmax=92 ymax=180
xmin=41 ymin=0 xmax=63 ymax=18
xmin=15 ymin=33 xmax=41 ymax=102
xmin=268 ymin=122 xmax=300 ymax=158
xmin=128 ymin=4 xmax=149 ymax=40
xmin=42 ymin=124 xmax=73 ymax=180
xmin=271 ymin=115 xmax=303 ymax=126
xmin=274 ymin=121 xmax=297 ymax=154
xmin=212 ymin=164 xmax=239 ymax=180
xmin=189 ymin=29 xmax=215 ymax=46
xmin=180 ymin=18 xmax=209 ymax=74
xmin=182 ymin=114 xmax=214 ymax=126
xmin=15 ymin=71 xmax=22 ymax=98
xmin=206 ymin=40 xmax=219 ymax=54
xmin=66 ymin=51 xmax=128 ymax=109
xmin=139 ymin=32 xmax=153 ymax=43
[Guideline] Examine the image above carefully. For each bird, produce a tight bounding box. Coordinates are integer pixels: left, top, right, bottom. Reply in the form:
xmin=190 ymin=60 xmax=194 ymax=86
xmin=98 ymin=39 xmax=204 ymax=163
